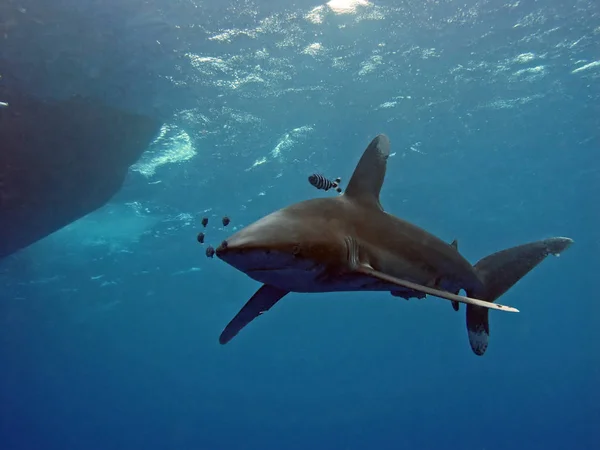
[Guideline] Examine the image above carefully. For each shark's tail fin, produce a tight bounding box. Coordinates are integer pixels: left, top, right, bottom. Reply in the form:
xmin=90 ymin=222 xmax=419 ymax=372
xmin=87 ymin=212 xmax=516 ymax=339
xmin=466 ymin=237 xmax=573 ymax=356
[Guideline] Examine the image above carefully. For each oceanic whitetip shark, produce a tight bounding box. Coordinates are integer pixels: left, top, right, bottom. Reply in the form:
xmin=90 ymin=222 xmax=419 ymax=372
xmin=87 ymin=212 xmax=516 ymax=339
xmin=215 ymin=134 xmax=573 ymax=355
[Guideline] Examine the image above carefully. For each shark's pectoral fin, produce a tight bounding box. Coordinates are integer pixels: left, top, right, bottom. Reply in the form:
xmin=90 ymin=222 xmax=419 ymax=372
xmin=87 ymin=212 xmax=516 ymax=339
xmin=355 ymin=265 xmax=519 ymax=313
xmin=219 ymin=284 xmax=289 ymax=345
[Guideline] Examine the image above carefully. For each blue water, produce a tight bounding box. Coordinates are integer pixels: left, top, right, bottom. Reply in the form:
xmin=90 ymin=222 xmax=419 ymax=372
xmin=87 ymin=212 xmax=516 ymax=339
xmin=1 ymin=0 xmax=599 ymax=449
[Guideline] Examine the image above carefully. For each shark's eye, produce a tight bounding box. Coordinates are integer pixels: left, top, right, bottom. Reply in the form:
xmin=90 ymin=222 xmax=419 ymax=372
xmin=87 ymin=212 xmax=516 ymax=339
xmin=292 ymin=245 xmax=301 ymax=256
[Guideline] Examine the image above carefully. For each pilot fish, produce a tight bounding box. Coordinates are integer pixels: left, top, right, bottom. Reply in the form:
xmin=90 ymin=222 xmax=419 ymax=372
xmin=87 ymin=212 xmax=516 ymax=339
xmin=308 ymin=174 xmax=342 ymax=193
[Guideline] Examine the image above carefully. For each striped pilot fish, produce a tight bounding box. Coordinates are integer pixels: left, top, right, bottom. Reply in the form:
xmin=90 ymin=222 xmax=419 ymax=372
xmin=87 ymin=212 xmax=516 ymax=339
xmin=308 ymin=173 xmax=342 ymax=193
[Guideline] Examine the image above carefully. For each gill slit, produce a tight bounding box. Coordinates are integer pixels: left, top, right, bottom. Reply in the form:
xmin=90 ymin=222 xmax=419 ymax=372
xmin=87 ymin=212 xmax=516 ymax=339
xmin=344 ymin=236 xmax=363 ymax=270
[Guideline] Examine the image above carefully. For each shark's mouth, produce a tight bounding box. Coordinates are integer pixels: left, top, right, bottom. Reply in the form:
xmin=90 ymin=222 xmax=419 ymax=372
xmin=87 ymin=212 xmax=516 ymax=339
xmin=247 ymin=268 xmax=284 ymax=273
xmin=247 ymin=262 xmax=320 ymax=274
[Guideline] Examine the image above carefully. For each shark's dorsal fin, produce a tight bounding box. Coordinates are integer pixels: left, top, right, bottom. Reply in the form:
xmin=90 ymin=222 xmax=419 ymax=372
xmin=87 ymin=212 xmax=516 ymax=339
xmin=344 ymin=134 xmax=390 ymax=209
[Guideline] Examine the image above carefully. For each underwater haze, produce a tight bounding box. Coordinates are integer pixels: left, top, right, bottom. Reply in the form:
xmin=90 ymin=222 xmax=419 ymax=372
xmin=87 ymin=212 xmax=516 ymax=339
xmin=1 ymin=0 xmax=599 ymax=449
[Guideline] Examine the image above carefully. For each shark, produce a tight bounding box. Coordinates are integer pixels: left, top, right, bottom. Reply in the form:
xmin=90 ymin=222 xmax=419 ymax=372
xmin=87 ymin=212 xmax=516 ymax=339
xmin=215 ymin=134 xmax=573 ymax=355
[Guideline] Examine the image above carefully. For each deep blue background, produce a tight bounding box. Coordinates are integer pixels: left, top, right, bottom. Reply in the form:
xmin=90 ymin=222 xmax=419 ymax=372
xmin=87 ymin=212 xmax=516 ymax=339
xmin=1 ymin=1 xmax=599 ymax=449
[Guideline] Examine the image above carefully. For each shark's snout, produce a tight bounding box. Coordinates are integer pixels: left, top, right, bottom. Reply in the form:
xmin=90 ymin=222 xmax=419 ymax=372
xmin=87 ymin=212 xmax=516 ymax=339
xmin=214 ymin=232 xmax=307 ymax=277
xmin=215 ymin=239 xmax=231 ymax=259
xmin=214 ymin=236 xmax=261 ymax=266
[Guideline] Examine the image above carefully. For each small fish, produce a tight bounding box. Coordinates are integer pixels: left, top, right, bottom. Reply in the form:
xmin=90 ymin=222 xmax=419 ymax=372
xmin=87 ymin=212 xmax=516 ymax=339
xmin=201 ymin=217 xmax=209 ymax=227
xmin=0 ymin=101 xmax=8 ymax=108
xmin=222 ymin=216 xmax=230 ymax=227
xmin=206 ymin=246 xmax=215 ymax=258
xmin=308 ymin=174 xmax=342 ymax=193
xmin=197 ymin=232 xmax=205 ymax=244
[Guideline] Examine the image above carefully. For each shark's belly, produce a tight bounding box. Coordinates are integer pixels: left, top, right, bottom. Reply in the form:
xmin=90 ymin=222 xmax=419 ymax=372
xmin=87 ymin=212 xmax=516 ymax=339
xmin=245 ymin=266 xmax=418 ymax=294
xmin=245 ymin=267 xmax=331 ymax=292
